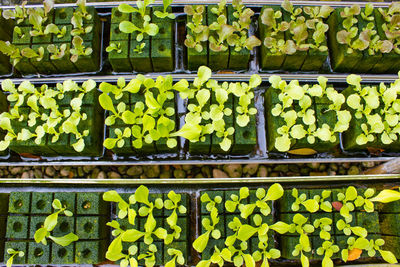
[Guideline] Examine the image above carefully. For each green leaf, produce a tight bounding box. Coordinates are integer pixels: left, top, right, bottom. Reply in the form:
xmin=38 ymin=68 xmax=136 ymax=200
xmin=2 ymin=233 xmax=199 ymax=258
xmin=237 ymin=225 xmax=258 ymax=241
xmin=49 ymin=233 xmax=79 ymax=247
xmin=270 ymin=221 xmax=291 ymax=234
xmin=300 ymin=252 xmax=309 ymax=267
xmin=197 ymin=66 xmax=212 ymax=83
xmin=99 ymin=93 xmax=117 ymax=114
xmin=193 ymin=231 xmax=210 ymax=253
xmin=302 ymin=199 xmax=319 ymax=213
xmin=243 ymin=254 xmax=255 ymax=267
xmin=144 ymin=23 xmax=159 ymax=36
xmin=118 ymin=3 xmax=136 ymax=13
xmin=52 ymin=199 xmax=62 ymax=210
xmin=370 ymin=189 xmax=400 ymax=203
xmin=119 ymin=21 xmax=139 ymax=33
xmin=379 ymin=250 xmax=398 ymax=264
xmin=265 ymin=183 xmax=284 ymax=200
xmin=135 ymin=185 xmax=150 ymax=205
xmin=34 ymin=227 xmax=48 ymax=244
xmin=44 ymin=213 xmax=59 ymax=231
xmin=122 ymin=229 xmax=145 ymax=242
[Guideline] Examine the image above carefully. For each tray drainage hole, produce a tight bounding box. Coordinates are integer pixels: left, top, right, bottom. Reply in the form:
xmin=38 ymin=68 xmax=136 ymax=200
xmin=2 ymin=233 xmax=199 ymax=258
xmin=82 ymin=201 xmax=91 ymax=210
xmin=60 ymin=221 xmax=69 ymax=232
xmin=58 ymin=248 xmax=67 ymax=258
xmin=35 ymin=222 xmax=44 ymax=231
xmin=13 ymin=199 xmax=23 ymax=209
xmin=159 ymin=27 xmax=165 ymax=34
xmin=159 ymin=45 xmax=166 ymax=52
xmin=36 ymin=200 xmax=46 ymax=210
xmin=84 ymin=222 xmax=93 ymax=233
xmin=59 ymin=11 xmax=67 ymax=19
xmin=243 ymin=131 xmax=250 ymax=139
xmin=13 ymin=222 xmax=22 ymax=232
xmin=82 ymin=249 xmax=91 ymax=258
xmin=34 ymin=248 xmax=44 ymax=258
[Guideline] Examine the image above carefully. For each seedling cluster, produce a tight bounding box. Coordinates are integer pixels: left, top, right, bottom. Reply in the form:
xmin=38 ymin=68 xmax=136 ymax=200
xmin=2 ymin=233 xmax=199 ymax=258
xmin=103 ymin=186 xmax=188 ymax=267
xmin=194 ymin=185 xmax=400 ymax=267
xmin=0 ymin=79 xmax=101 ymax=155
xmin=0 ymin=0 xmax=100 ymax=74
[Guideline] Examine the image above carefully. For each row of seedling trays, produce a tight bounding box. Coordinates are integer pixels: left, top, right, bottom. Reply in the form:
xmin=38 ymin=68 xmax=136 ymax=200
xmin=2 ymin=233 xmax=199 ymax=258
xmin=0 ymin=182 xmax=400 ymax=266
xmin=0 ymin=67 xmax=399 ymax=162
xmin=1 ymin=0 xmax=400 ymax=76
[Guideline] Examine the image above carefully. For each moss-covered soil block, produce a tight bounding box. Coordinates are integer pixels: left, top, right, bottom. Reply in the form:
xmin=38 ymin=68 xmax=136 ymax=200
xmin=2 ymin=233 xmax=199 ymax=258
xmin=6 ymin=215 xmax=29 ymax=239
xmin=52 ymin=216 xmax=75 ymax=237
xmin=29 ymin=216 xmax=46 ymax=239
xmin=76 ymin=216 xmax=106 ymax=239
xmin=259 ymin=6 xmax=286 ymax=71
xmin=187 ymin=12 xmax=208 ymax=71
xmin=54 ymin=192 xmax=76 ymax=213
xmin=3 ymin=241 xmax=27 ymax=264
xmin=232 ymin=100 xmax=257 ymax=155
xmin=75 ymin=240 xmax=105 ymax=264
xmin=211 ymin=94 xmax=233 ymax=154
xmin=77 ymin=192 xmax=108 ymax=215
xmin=27 ymin=241 xmax=50 ymax=264
xmin=51 ymin=243 xmax=75 ymax=264
xmin=328 ymin=9 xmax=363 ymax=73
xmin=8 ymin=192 xmax=31 ymax=214
xmin=373 ymin=8 xmax=400 ymax=73
xmin=31 ymin=192 xmax=53 ymax=214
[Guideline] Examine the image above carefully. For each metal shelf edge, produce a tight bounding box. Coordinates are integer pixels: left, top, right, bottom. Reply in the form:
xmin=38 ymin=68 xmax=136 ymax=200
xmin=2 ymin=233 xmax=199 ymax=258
xmin=0 ymin=157 xmax=395 ymax=166
xmin=0 ymin=1 xmax=394 ymax=8
xmin=2 ymin=73 xmax=399 ymax=84
xmin=0 ymin=174 xmax=399 ymax=184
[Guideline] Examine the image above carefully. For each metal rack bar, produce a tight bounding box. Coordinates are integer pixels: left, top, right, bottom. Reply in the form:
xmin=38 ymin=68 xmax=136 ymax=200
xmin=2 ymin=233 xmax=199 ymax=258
xmin=1 ymin=73 xmax=399 ymax=84
xmin=0 ymin=0 xmax=394 ymax=8
xmin=0 ymin=174 xmax=398 ymax=184
xmin=0 ymin=157 xmax=395 ymax=167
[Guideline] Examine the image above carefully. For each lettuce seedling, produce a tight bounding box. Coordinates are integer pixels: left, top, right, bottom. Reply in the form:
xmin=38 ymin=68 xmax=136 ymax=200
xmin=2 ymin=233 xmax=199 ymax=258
xmin=3 ymin=1 xmax=28 ymax=24
xmin=313 ymin=217 xmax=332 ymax=240
xmin=6 ymin=249 xmax=24 ymax=267
xmin=193 ymin=193 xmax=222 ymax=253
xmin=106 ymin=42 xmax=123 ymax=54
xmin=227 ymin=242 xmax=255 ymax=267
xmin=252 ymin=242 xmax=280 ymax=267
xmin=165 ymin=249 xmax=185 ymax=267
xmin=239 ymin=183 xmax=284 ymax=219
xmin=365 ymin=238 xmax=398 ymax=263
xmin=196 ymin=246 xmax=232 ymax=267
xmin=154 ymin=0 xmax=175 ymax=19
xmin=47 ymin=44 xmax=67 ymax=60
xmin=138 ymin=244 xmax=158 ymax=267
xmin=34 ymin=199 xmax=79 ymax=246
xmin=28 ymin=0 xmax=54 ymax=37
xmin=164 ymin=191 xmax=187 ymax=244
xmin=70 ymin=36 xmax=93 ymax=63
xmin=316 ymin=240 xmax=339 ymax=267
xmin=0 ymin=41 xmax=23 ymax=66
xmin=118 ymin=1 xmax=159 ymax=42
xmin=287 ymin=214 xmax=314 ymax=267
xmin=291 ymin=188 xmax=320 ymax=213
xmin=227 ymin=0 xmax=261 ymax=51
xmin=184 ymin=5 xmax=209 ymax=52
xmin=379 ymin=2 xmax=400 ymax=54
xmin=44 ymin=24 xmax=67 ymax=38
xmin=209 ymin=15 xmax=236 ymax=52
xmin=103 ymin=190 xmax=137 ymax=225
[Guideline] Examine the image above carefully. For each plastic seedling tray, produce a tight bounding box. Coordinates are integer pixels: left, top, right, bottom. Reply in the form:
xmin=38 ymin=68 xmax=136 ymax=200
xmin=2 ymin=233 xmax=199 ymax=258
xmin=0 ymin=175 xmax=399 ymax=266
xmin=0 ymin=1 xmax=396 ymax=79
xmin=0 ymin=74 xmax=399 ymax=166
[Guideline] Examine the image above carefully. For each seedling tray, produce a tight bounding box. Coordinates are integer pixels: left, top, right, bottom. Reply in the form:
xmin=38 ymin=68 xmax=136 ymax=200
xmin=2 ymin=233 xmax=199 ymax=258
xmin=0 ymin=73 xmax=399 ymax=166
xmin=0 ymin=174 xmax=399 ymax=266
xmin=0 ymin=1 xmax=397 ymax=78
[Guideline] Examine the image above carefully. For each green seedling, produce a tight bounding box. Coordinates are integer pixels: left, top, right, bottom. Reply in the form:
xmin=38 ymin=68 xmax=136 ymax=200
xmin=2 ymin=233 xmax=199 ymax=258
xmin=6 ymin=249 xmax=24 ymax=267
xmin=70 ymin=36 xmax=93 ymax=63
xmin=34 ymin=199 xmax=79 ymax=246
